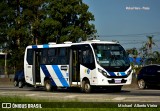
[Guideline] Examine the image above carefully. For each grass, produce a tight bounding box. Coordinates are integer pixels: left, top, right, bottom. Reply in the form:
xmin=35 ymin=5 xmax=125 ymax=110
xmin=0 ymin=96 xmax=160 ymax=111
xmin=1 ymin=108 xmax=160 ymax=111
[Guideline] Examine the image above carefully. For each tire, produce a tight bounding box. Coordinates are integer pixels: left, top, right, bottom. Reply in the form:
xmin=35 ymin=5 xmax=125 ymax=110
xmin=44 ymin=79 xmax=53 ymax=92
xmin=138 ymin=79 xmax=146 ymax=89
xmin=18 ymin=81 xmax=23 ymax=88
xmin=14 ymin=81 xmax=18 ymax=87
xmin=81 ymin=80 xmax=92 ymax=93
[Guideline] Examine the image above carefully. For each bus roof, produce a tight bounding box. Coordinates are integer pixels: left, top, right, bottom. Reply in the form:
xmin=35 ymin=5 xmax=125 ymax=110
xmin=26 ymin=40 xmax=119 ymax=49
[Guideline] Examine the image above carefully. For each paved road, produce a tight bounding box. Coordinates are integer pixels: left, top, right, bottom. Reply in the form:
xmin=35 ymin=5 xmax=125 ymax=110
xmin=0 ymin=84 xmax=160 ymax=102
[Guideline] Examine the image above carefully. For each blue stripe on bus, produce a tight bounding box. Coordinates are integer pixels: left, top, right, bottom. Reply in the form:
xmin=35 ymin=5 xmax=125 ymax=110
xmin=43 ymin=44 xmax=49 ymax=48
xmin=52 ymin=65 xmax=69 ymax=87
xmin=120 ymin=72 xmax=127 ymax=76
xmin=108 ymin=72 xmax=116 ymax=76
xmin=40 ymin=65 xmax=57 ymax=86
xmin=32 ymin=45 xmax=37 ymax=49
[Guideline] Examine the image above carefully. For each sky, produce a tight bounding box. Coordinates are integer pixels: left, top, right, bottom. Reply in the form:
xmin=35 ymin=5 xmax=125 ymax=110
xmin=83 ymin=0 xmax=160 ymax=51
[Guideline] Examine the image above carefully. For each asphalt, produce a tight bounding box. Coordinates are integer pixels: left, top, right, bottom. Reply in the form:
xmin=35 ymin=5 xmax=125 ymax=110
xmin=0 ymin=77 xmax=160 ymax=102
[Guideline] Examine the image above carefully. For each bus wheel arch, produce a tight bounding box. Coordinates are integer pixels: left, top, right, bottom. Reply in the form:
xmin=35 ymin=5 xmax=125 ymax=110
xmin=81 ymin=77 xmax=92 ymax=93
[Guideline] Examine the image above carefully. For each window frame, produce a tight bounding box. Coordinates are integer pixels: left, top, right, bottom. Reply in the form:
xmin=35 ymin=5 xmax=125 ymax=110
xmin=26 ymin=49 xmax=33 ymax=65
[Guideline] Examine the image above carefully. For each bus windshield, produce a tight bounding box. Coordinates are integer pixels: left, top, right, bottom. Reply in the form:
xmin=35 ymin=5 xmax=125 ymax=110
xmin=92 ymin=44 xmax=130 ymax=72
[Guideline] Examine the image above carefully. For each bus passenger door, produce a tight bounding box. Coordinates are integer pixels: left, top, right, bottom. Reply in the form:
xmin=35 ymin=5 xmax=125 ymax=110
xmin=70 ymin=48 xmax=80 ymax=86
xmin=25 ymin=49 xmax=34 ymax=85
xmin=33 ymin=50 xmax=41 ymax=85
xmin=25 ymin=49 xmax=41 ymax=86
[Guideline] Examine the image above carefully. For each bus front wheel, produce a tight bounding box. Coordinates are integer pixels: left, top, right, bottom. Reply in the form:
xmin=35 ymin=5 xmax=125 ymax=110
xmin=82 ymin=80 xmax=92 ymax=93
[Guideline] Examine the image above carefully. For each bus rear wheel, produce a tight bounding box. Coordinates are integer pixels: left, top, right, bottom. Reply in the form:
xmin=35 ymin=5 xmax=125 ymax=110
xmin=81 ymin=80 xmax=92 ymax=93
xmin=44 ymin=80 xmax=53 ymax=92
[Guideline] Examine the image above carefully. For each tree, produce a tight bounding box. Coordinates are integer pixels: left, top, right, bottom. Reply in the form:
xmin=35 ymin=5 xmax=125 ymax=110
xmin=0 ymin=0 xmax=96 ymax=73
xmin=0 ymin=0 xmax=45 ymax=71
xmin=153 ymin=51 xmax=160 ymax=63
xmin=20 ymin=0 xmax=46 ymax=44
xmin=41 ymin=0 xmax=96 ymax=43
xmin=0 ymin=0 xmax=15 ymax=45
xmin=126 ymin=48 xmax=139 ymax=64
xmin=139 ymin=36 xmax=160 ymax=65
xmin=1 ymin=0 xmax=29 ymax=68
xmin=146 ymin=36 xmax=155 ymax=54
xmin=145 ymin=51 xmax=160 ymax=64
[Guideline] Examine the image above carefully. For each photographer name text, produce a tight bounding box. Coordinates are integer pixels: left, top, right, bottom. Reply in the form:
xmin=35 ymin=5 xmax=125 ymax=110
xmin=126 ymin=6 xmax=150 ymax=11
xmin=118 ymin=103 xmax=157 ymax=108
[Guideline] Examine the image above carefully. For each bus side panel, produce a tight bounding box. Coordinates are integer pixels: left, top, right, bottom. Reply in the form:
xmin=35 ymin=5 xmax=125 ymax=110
xmin=90 ymin=69 xmax=98 ymax=85
xmin=40 ymin=65 xmax=70 ymax=87
xmin=80 ymin=65 xmax=98 ymax=85
xmin=24 ymin=48 xmax=34 ymax=85
xmin=40 ymin=67 xmax=45 ymax=86
xmin=25 ymin=65 xmax=34 ymax=85
xmin=80 ymin=65 xmax=92 ymax=84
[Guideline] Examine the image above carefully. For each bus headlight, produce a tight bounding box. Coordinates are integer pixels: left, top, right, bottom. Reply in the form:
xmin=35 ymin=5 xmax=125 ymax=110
xmin=98 ymin=68 xmax=107 ymax=76
xmin=127 ymin=69 xmax=132 ymax=76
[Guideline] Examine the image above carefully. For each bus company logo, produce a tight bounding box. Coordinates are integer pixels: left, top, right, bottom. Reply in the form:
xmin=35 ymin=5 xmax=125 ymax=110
xmin=87 ymin=69 xmax=90 ymax=74
xmin=117 ymin=73 xmax=120 ymax=76
xmin=2 ymin=103 xmax=11 ymax=108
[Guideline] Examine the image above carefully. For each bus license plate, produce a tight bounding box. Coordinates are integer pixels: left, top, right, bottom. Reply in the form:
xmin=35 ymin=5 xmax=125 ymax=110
xmin=115 ymin=80 xmax=121 ymax=83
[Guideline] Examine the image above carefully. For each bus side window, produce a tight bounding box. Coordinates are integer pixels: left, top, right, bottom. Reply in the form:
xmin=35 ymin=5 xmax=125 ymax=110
xmin=41 ymin=49 xmax=48 ymax=64
xmin=48 ymin=48 xmax=57 ymax=64
xmin=58 ymin=48 xmax=69 ymax=65
xmin=27 ymin=49 xmax=33 ymax=65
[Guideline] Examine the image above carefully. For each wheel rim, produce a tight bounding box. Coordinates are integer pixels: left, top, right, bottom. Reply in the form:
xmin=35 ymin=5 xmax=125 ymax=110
xmin=138 ymin=79 xmax=145 ymax=89
xmin=84 ymin=83 xmax=90 ymax=92
xmin=46 ymin=82 xmax=50 ymax=90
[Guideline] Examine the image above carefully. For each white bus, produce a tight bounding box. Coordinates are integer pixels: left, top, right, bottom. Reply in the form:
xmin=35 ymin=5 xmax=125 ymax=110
xmin=24 ymin=40 xmax=132 ymax=93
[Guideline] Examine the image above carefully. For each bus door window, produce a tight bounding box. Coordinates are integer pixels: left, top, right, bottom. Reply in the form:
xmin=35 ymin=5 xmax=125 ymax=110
xmin=72 ymin=49 xmax=80 ymax=82
xmin=81 ymin=45 xmax=95 ymax=70
xmin=34 ymin=49 xmax=41 ymax=82
xmin=27 ymin=49 xmax=33 ymax=65
xmin=72 ymin=50 xmax=77 ymax=82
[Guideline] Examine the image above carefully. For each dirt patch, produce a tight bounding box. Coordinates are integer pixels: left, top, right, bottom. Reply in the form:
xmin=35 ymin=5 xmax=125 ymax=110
xmin=0 ymin=78 xmax=13 ymax=82
xmin=0 ymin=78 xmax=13 ymax=86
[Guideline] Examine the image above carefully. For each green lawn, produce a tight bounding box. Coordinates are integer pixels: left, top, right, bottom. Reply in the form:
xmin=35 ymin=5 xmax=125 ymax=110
xmin=0 ymin=96 xmax=159 ymax=111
